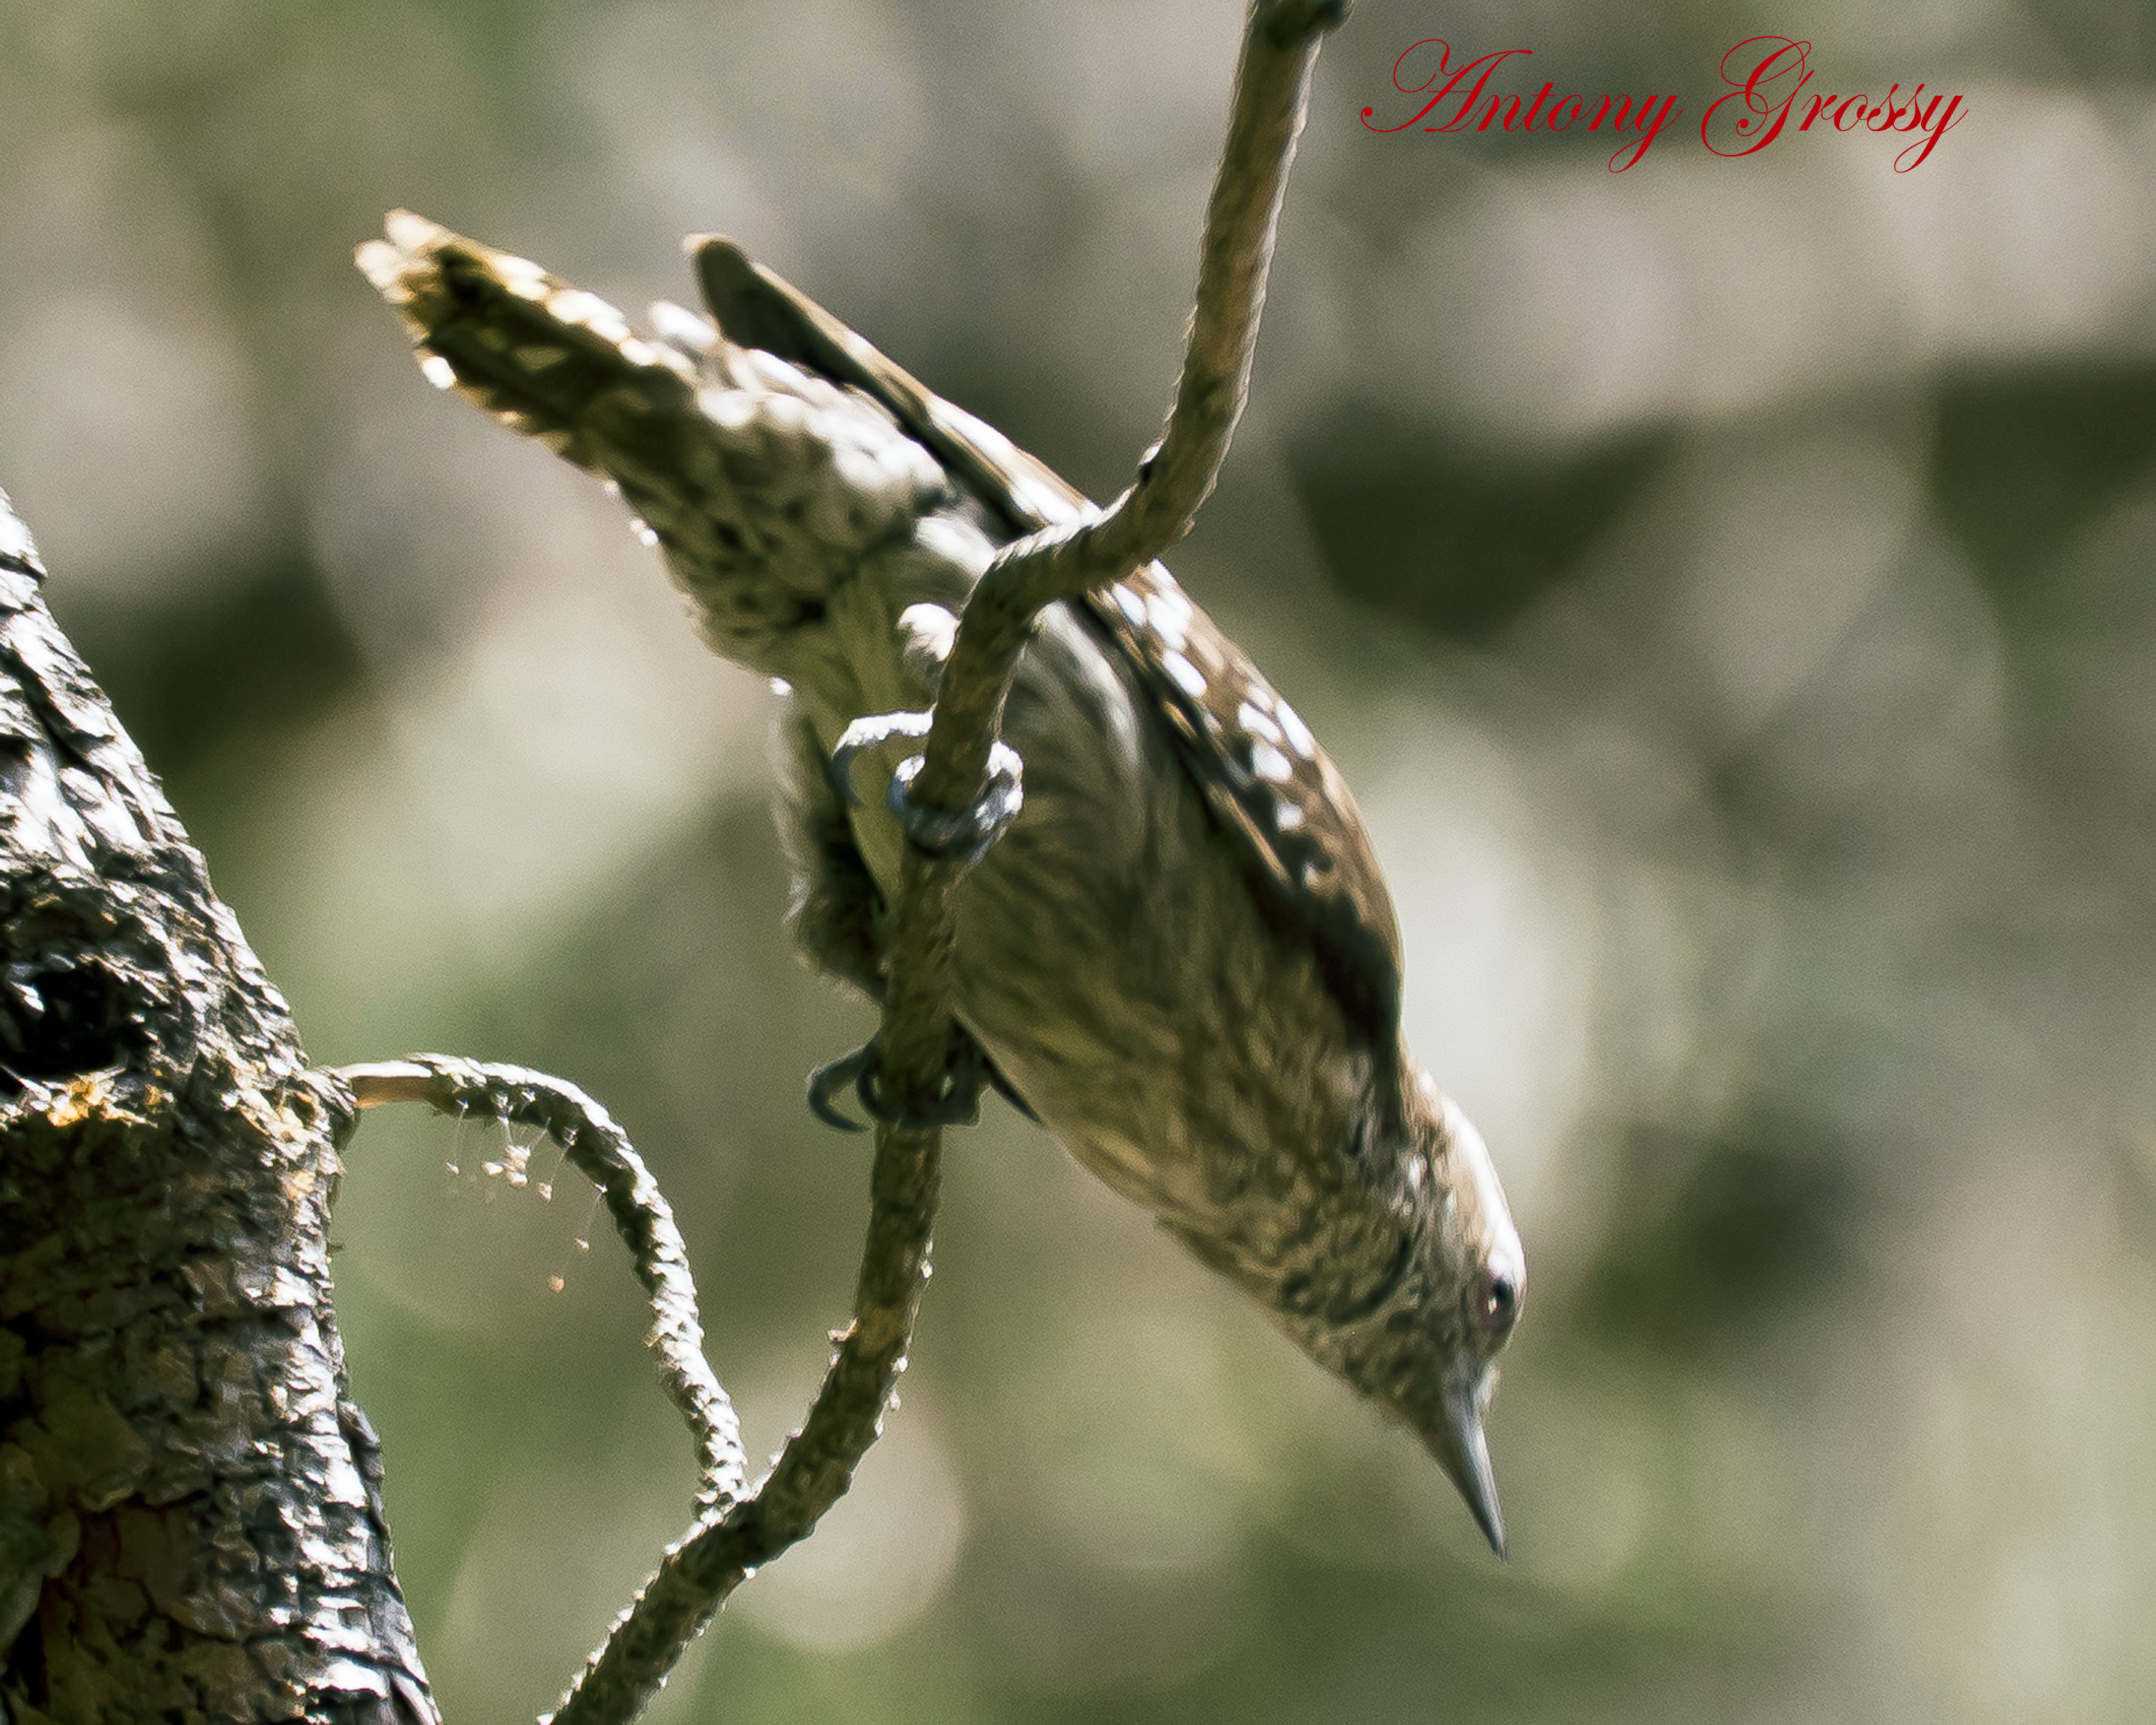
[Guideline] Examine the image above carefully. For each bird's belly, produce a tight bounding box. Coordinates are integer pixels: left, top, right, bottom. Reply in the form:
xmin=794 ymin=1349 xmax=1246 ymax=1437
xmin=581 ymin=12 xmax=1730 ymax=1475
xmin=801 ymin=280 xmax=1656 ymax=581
xmin=829 ymin=597 xmax=1396 ymax=1281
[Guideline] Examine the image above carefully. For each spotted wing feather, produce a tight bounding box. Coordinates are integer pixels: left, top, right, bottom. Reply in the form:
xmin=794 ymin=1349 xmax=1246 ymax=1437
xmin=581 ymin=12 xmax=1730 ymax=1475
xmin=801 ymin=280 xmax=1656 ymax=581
xmin=692 ymin=240 xmax=1406 ymax=1056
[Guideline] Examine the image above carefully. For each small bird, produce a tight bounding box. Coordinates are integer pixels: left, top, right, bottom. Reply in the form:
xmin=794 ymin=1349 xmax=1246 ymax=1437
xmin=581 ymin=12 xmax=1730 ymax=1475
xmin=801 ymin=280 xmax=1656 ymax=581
xmin=359 ymin=214 xmax=1526 ymax=1554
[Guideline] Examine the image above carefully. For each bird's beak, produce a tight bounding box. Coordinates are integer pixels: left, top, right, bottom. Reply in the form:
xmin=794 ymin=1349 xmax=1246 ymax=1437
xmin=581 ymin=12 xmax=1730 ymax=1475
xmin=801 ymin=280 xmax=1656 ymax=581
xmin=1430 ymin=1378 xmax=1506 ymax=1558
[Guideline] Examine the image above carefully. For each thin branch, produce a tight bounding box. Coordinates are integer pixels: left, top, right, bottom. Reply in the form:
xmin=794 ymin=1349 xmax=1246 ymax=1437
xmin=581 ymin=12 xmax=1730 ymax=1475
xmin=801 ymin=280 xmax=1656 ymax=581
xmin=335 ymin=1056 xmax=748 ymax=1512
xmin=903 ymin=0 xmax=1343 ymax=826
xmin=542 ymin=1119 xmax=938 ymax=1725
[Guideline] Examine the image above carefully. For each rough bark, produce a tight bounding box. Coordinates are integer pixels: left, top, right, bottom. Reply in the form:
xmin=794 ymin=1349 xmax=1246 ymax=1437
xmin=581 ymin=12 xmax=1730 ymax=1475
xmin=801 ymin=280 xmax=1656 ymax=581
xmin=0 ymin=489 xmax=435 ymax=1723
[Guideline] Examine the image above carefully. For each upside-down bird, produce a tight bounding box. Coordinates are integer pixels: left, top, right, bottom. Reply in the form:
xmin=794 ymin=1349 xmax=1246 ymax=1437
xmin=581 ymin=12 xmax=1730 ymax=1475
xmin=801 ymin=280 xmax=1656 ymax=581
xmin=359 ymin=212 xmax=1526 ymax=1554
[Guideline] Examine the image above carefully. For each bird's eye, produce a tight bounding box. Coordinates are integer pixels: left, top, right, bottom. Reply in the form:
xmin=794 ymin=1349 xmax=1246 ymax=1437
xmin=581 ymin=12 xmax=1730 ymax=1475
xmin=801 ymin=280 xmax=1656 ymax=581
xmin=1473 ymin=1268 xmax=1520 ymax=1335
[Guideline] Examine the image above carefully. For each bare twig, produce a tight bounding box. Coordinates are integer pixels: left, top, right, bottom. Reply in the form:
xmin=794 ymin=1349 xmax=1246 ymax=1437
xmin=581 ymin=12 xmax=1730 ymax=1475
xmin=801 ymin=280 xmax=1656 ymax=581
xmin=335 ymin=1056 xmax=747 ymax=1511
xmin=542 ymin=1117 xmax=939 ymax=1725
xmin=901 ymin=0 xmax=1342 ymax=824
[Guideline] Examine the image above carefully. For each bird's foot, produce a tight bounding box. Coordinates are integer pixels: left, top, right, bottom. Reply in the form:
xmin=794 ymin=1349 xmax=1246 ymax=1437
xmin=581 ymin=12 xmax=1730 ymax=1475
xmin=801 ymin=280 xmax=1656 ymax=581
xmin=828 ymin=709 xmax=932 ymax=806
xmin=886 ymin=745 xmax=1023 ymax=863
xmin=806 ymin=1028 xmax=1033 ymax=1132
xmin=829 ymin=710 xmax=1023 ymax=865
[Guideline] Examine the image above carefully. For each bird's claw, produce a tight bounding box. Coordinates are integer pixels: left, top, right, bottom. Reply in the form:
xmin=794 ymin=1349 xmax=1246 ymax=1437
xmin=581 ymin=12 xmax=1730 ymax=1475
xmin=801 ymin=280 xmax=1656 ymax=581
xmin=806 ymin=1029 xmax=1035 ymax=1132
xmin=806 ymin=1042 xmax=877 ymax=1133
xmin=829 ymin=711 xmax=1024 ymax=866
xmin=887 ymin=742 xmax=1023 ymax=864
xmin=829 ymin=711 xmax=934 ymax=807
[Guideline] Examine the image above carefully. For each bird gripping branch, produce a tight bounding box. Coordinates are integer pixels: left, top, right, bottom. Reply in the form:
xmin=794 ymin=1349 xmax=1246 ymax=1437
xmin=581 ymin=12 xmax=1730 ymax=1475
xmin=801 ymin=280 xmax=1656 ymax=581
xmin=356 ymin=0 xmax=1524 ymax=1557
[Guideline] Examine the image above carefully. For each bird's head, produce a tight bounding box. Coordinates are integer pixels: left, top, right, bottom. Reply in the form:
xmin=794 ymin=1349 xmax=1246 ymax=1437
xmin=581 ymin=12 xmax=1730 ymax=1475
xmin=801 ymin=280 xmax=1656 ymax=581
xmin=1404 ymin=1076 xmax=1524 ymax=1557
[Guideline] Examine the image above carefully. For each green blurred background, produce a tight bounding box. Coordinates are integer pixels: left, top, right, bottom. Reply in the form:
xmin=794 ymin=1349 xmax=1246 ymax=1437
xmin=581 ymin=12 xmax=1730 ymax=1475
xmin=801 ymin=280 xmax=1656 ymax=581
xmin=7 ymin=0 xmax=2156 ymax=1718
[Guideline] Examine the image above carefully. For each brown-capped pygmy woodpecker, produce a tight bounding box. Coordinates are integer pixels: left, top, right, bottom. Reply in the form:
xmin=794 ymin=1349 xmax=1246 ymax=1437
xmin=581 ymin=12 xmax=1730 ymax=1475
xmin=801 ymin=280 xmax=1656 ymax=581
xmin=360 ymin=214 xmax=1526 ymax=1554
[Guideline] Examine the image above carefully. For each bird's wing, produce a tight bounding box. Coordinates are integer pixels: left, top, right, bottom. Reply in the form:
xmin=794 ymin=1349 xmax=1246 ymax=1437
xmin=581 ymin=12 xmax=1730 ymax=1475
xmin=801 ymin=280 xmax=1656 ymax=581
xmin=693 ymin=240 xmax=1405 ymax=1054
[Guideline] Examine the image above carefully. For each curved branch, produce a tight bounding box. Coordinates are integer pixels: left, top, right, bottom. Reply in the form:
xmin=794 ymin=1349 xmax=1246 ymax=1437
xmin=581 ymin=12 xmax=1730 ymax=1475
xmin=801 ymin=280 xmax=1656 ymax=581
xmin=543 ymin=1118 xmax=938 ymax=1725
xmin=336 ymin=1056 xmax=748 ymax=1512
xmin=904 ymin=0 xmax=1343 ymax=824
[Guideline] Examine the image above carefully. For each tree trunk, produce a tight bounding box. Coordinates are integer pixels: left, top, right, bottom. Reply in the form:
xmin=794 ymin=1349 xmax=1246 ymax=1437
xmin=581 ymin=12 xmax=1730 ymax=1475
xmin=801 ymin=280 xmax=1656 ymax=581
xmin=0 ymin=487 xmax=435 ymax=1723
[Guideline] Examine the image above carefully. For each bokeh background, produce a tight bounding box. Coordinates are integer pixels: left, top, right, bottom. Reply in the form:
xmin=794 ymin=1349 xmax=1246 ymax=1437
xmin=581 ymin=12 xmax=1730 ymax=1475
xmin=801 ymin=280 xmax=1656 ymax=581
xmin=5 ymin=0 xmax=2155 ymax=1718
